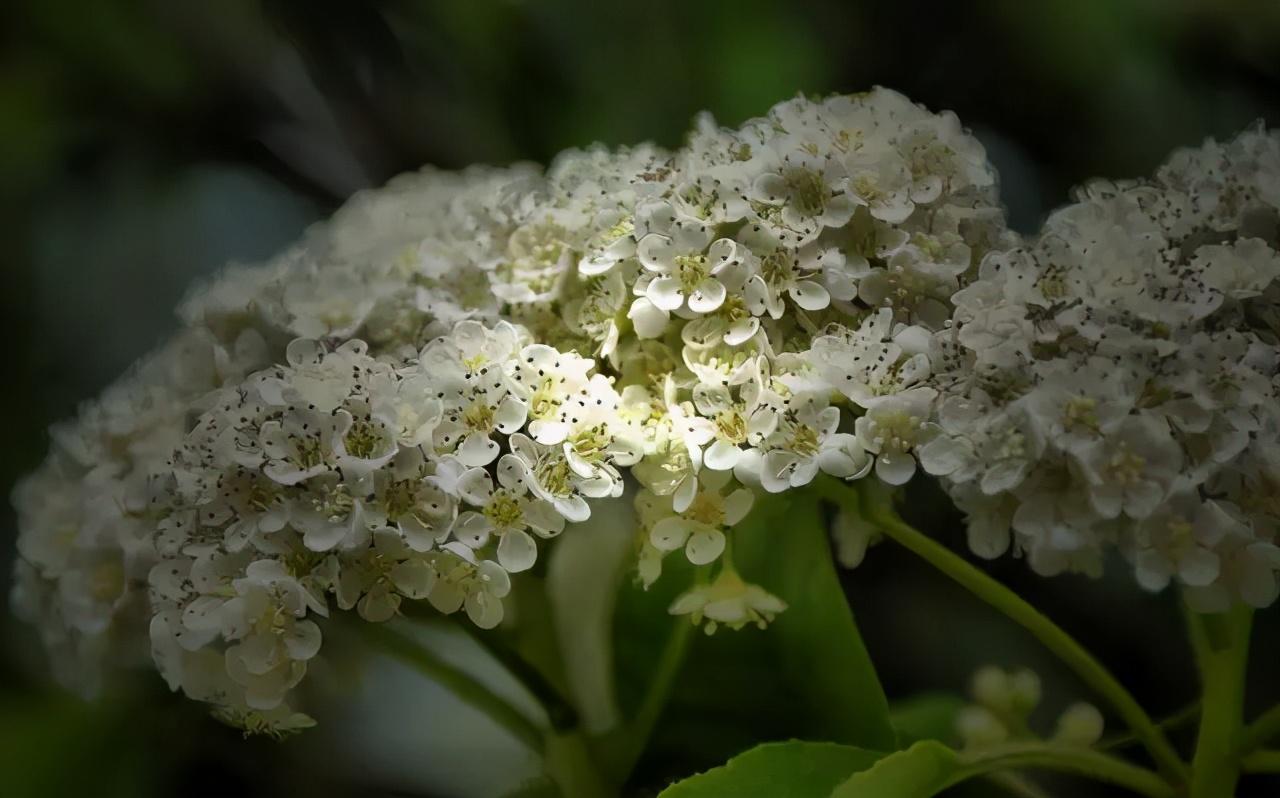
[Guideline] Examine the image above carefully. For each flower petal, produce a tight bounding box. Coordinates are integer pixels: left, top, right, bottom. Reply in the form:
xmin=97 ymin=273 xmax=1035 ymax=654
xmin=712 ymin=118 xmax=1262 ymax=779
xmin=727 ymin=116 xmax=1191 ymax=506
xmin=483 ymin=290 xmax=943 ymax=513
xmin=687 ymin=278 xmax=727 ymax=314
xmin=686 ymin=528 xmax=726 ymax=565
xmin=651 ymin=517 xmax=691 ymax=551
xmin=497 ymin=529 xmax=538 ymax=573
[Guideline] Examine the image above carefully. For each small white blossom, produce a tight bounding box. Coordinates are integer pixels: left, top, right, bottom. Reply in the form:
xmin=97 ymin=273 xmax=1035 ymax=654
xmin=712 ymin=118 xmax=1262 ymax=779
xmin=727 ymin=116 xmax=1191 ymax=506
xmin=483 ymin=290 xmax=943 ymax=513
xmin=668 ymin=566 xmax=787 ymax=634
xmin=649 ymin=470 xmax=754 ymax=566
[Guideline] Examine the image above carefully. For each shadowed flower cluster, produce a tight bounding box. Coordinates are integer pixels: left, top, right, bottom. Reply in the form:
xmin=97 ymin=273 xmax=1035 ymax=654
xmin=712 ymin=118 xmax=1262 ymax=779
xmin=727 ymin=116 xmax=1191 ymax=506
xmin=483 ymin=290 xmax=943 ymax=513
xmin=11 ymin=89 xmax=1279 ymax=733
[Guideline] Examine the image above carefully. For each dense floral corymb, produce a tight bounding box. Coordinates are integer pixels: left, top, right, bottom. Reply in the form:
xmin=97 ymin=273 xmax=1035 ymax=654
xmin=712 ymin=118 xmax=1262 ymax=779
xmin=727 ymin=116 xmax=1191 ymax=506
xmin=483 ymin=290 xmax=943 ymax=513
xmin=926 ymin=126 xmax=1280 ymax=610
xmin=10 ymin=88 xmax=1279 ymax=735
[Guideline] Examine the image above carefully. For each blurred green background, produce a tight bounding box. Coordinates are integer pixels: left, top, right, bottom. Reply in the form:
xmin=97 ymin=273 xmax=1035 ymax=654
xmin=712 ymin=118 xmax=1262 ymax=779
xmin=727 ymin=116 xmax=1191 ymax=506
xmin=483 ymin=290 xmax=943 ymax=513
xmin=2 ymin=1 xmax=1279 ymax=795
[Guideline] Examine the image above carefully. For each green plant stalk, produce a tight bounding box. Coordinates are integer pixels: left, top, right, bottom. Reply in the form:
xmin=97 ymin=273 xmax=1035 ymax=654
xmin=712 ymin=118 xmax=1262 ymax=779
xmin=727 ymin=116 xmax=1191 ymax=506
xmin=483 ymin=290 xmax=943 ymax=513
xmin=1099 ymin=702 xmax=1200 ymax=751
xmin=544 ymin=729 xmax=614 ymax=798
xmin=597 ymin=599 xmax=697 ymax=784
xmin=400 ymin=600 xmax=581 ymax=732
xmin=1240 ymin=703 xmax=1280 ymax=754
xmin=1242 ymin=750 xmax=1280 ymax=773
xmin=457 ymin=618 xmax=581 ymax=732
xmin=955 ymin=743 xmax=1175 ymax=798
xmin=360 ymin=621 xmax=546 ymax=754
xmin=397 ymin=599 xmax=614 ymax=795
xmin=1185 ymin=604 xmax=1253 ymax=798
xmin=813 ymin=476 xmax=1187 ymax=782
xmin=985 ymin=770 xmax=1055 ymax=798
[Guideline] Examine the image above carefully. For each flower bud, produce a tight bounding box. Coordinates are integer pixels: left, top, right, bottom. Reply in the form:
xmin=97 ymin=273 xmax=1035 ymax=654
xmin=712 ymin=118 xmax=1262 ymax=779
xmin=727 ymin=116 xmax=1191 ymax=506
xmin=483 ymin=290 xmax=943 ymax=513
xmin=956 ymin=705 xmax=1008 ymax=749
xmin=1053 ymin=702 xmax=1105 ymax=747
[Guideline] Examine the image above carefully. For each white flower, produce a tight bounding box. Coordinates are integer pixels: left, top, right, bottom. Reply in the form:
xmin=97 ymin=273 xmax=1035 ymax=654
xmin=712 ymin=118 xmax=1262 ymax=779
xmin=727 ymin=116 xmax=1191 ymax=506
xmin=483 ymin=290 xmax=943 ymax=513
xmin=634 ymin=200 xmax=745 ymax=315
xmin=857 ymin=240 xmax=967 ymax=329
xmin=1132 ymin=493 xmax=1239 ymax=592
xmin=737 ymin=227 xmax=833 ymax=319
xmin=649 ymin=470 xmax=754 ymax=565
xmin=490 ymin=210 xmax=580 ymax=305
xmin=281 ymin=267 xmax=378 ymax=341
xmin=275 ymin=338 xmax=365 ymax=413
xmin=369 ymin=368 xmax=443 ymax=448
xmin=1194 ymin=237 xmax=1280 ymax=300
xmin=512 ymin=345 xmax=596 ymax=445
xmin=686 ymin=383 xmax=766 ymax=472
xmin=452 ymin=465 xmax=564 ymax=573
xmin=632 ymin=431 xmax=701 ymax=515
xmin=919 ymin=392 xmax=1042 ymax=495
xmin=366 ymin=449 xmax=459 ymax=552
xmin=425 ymin=324 xmax=529 ymax=467
xmin=897 ymin=111 xmax=995 ymax=201
xmin=217 ymin=560 xmax=326 ymax=710
xmin=759 ymin=400 xmax=871 ymax=493
xmin=844 ymin=150 xmax=914 ymax=224
xmin=1021 ymin=358 xmax=1135 ymax=455
xmin=854 ymin=387 xmax=938 ymax=485
xmin=807 ymin=309 xmax=931 ymax=408
xmin=290 ymin=474 xmax=371 ymax=552
xmin=217 ymin=470 xmax=291 ymax=553
xmin=329 ymin=400 xmax=399 ymax=481
xmin=335 ymin=528 xmax=443 ymax=621
xmin=578 ymin=208 xmax=637 ymax=276
xmin=748 ymin=142 xmax=856 ymax=244
xmin=1077 ymin=414 xmax=1181 ymax=520
xmin=258 ymin=409 xmax=335 ymax=486
xmin=566 ymin=269 xmax=629 ymax=358
xmin=500 ymin=433 xmax=592 ymax=523
xmin=426 ymin=542 xmax=512 ymax=629
xmin=668 ymin=566 xmax=786 ymax=633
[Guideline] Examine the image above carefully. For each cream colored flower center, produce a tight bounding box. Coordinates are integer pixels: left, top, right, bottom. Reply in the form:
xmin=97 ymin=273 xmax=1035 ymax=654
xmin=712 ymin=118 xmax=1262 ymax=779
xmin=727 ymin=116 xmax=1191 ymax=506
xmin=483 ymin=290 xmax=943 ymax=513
xmin=1063 ymin=397 xmax=1099 ymax=433
xmin=791 ymin=424 xmax=821 ymax=457
xmin=674 ymin=253 xmax=710 ymax=294
xmin=1106 ymin=443 xmax=1146 ymax=486
xmin=685 ymin=491 xmax=726 ymax=527
xmin=784 ymin=168 xmax=827 ymax=217
xmin=714 ymin=410 xmax=748 ymax=445
xmin=463 ymin=399 xmax=494 ymax=432
xmin=344 ymin=419 xmax=384 ymax=459
xmin=484 ymin=491 xmax=525 ymax=530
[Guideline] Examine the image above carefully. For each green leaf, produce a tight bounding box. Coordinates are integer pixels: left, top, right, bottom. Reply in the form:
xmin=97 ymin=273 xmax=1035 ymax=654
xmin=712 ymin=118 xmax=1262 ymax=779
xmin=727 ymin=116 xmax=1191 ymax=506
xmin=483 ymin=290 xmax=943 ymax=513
xmin=740 ymin=493 xmax=894 ymax=749
xmin=829 ymin=740 xmax=962 ymax=798
xmin=0 ymin=692 xmax=152 ymax=798
xmin=658 ymin=741 xmax=883 ymax=798
xmin=611 ymin=490 xmax=894 ymax=775
xmin=889 ymin=693 xmax=966 ymax=747
xmin=500 ymin=775 xmax=561 ymax=798
xmin=546 ymin=495 xmax=635 ymax=733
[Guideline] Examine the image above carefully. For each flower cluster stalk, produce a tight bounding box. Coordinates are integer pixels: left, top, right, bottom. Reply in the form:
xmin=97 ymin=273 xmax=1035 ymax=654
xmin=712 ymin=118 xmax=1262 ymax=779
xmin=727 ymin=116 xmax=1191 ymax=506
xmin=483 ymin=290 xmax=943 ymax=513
xmin=1185 ymin=605 xmax=1253 ymax=798
xmin=813 ymin=476 xmax=1187 ymax=782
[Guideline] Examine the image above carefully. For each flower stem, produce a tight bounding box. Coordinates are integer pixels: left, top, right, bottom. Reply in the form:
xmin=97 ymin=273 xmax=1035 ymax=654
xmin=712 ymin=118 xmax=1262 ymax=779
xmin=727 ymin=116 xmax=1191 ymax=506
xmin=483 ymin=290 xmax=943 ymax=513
xmin=399 ymin=600 xmax=581 ymax=731
xmin=1185 ymin=603 xmax=1253 ymax=798
xmin=985 ymin=771 xmax=1055 ymax=798
xmin=456 ymin=619 xmax=581 ymax=732
xmin=1240 ymin=703 xmax=1280 ymax=755
xmin=1242 ymin=749 xmax=1280 ymax=773
xmin=360 ymin=620 xmax=547 ymax=754
xmin=956 ymin=742 xmax=1175 ymax=798
xmin=1098 ymin=702 xmax=1200 ymax=751
xmin=602 ymin=606 xmax=696 ymax=782
xmin=813 ymin=476 xmax=1187 ymax=782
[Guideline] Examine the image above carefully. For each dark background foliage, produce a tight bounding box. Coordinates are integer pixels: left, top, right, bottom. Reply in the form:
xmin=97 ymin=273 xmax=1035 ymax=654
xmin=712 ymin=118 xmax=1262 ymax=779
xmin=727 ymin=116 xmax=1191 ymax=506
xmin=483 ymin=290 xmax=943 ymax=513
xmin=1 ymin=1 xmax=1278 ymax=795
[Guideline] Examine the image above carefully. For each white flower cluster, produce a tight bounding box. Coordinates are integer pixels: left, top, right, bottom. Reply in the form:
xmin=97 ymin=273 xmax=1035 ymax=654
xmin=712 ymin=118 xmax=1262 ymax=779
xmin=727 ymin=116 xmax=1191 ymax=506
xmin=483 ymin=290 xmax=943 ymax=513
xmin=14 ymin=86 xmax=1276 ymax=734
xmin=927 ymin=126 xmax=1280 ymax=609
xmin=12 ymin=89 xmax=1003 ymax=729
xmin=11 ymin=328 xmax=269 ymax=696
